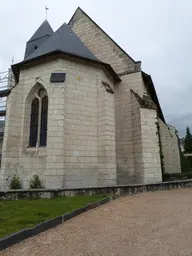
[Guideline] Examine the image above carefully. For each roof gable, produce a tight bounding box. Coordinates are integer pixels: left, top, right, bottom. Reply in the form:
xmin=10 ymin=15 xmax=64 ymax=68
xmin=69 ymin=7 xmax=141 ymax=73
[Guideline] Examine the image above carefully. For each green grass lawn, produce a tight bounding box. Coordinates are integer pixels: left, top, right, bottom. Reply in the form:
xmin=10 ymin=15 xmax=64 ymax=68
xmin=0 ymin=195 xmax=105 ymax=238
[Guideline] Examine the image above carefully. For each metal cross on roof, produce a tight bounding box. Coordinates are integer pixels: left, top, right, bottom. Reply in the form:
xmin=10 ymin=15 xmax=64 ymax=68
xmin=45 ymin=6 xmax=49 ymax=20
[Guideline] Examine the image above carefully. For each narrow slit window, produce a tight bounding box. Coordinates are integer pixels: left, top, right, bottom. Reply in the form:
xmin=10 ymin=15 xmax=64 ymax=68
xmin=40 ymin=95 xmax=48 ymax=146
xmin=29 ymin=97 xmax=39 ymax=147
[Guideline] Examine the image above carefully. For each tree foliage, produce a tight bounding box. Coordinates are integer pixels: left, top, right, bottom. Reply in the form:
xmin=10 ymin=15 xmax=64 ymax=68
xmin=184 ymin=127 xmax=192 ymax=153
xmin=29 ymin=175 xmax=43 ymax=189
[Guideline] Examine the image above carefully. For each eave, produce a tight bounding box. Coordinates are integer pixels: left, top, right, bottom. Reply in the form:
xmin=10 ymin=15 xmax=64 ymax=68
xmin=11 ymin=50 xmax=121 ymax=84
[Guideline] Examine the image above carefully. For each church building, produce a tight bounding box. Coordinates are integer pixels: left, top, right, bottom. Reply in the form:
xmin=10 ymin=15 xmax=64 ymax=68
xmin=0 ymin=8 xmax=181 ymax=189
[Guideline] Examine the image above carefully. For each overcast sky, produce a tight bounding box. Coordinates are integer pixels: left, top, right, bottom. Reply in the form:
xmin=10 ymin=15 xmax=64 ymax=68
xmin=0 ymin=0 xmax=191 ymax=136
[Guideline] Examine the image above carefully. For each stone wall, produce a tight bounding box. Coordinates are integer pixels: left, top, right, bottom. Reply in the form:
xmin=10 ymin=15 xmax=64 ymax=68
xmin=0 ymin=57 xmax=116 ymax=189
xmin=131 ymin=90 xmax=142 ymax=183
xmin=1 ymin=72 xmax=23 ymax=189
xmin=158 ymin=118 xmax=181 ymax=174
xmin=115 ymin=73 xmax=147 ymax=184
xmin=140 ymin=108 xmax=162 ymax=183
xmin=97 ymin=81 xmax=116 ymax=186
xmin=60 ymin=59 xmax=116 ymax=188
xmin=0 ymin=137 xmax=3 ymax=167
xmin=131 ymin=92 xmax=162 ymax=183
xmin=69 ymin=8 xmax=182 ymax=182
xmin=69 ymin=8 xmax=152 ymax=183
xmin=0 ymin=179 xmax=191 ymax=200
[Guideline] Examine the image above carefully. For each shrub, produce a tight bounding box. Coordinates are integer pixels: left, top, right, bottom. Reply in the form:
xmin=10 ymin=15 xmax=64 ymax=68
xmin=185 ymin=155 xmax=192 ymax=169
xmin=180 ymin=152 xmax=192 ymax=173
xmin=163 ymin=172 xmax=192 ymax=182
xmin=9 ymin=174 xmax=22 ymax=189
xmin=29 ymin=175 xmax=43 ymax=189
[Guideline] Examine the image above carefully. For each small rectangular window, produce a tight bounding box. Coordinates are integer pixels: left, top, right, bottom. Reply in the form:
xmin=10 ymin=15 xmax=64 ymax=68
xmin=50 ymin=73 xmax=66 ymax=83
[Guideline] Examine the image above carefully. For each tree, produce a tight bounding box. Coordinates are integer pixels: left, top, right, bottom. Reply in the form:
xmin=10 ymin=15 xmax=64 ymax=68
xmin=184 ymin=127 xmax=192 ymax=153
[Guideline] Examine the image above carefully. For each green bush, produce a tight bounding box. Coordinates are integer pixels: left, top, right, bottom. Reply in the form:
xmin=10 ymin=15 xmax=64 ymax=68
xmin=185 ymin=155 xmax=192 ymax=169
xmin=180 ymin=153 xmax=192 ymax=172
xmin=9 ymin=174 xmax=22 ymax=189
xmin=29 ymin=175 xmax=43 ymax=189
xmin=163 ymin=172 xmax=192 ymax=182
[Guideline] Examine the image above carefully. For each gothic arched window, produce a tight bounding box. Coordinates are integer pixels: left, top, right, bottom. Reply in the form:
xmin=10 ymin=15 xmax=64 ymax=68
xmin=29 ymin=88 xmax=48 ymax=147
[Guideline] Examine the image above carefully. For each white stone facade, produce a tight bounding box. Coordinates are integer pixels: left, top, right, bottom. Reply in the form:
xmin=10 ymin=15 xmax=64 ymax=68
xmin=159 ymin=119 xmax=181 ymax=174
xmin=0 ymin=8 xmax=181 ymax=189
xmin=0 ymin=58 xmax=116 ymax=189
xmin=69 ymin=7 xmax=181 ymax=180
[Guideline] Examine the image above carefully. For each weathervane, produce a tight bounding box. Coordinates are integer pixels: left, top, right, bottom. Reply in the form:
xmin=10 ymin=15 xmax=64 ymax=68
xmin=45 ymin=6 xmax=49 ymax=20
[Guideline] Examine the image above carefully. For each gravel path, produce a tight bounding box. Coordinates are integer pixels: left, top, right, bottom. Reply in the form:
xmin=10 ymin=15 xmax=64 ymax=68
xmin=1 ymin=188 xmax=192 ymax=256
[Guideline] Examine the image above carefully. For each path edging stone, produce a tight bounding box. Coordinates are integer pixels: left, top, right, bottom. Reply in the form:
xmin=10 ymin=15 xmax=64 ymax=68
xmin=0 ymin=196 xmax=116 ymax=251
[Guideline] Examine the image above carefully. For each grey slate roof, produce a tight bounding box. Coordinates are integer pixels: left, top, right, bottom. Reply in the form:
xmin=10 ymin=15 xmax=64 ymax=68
xmin=12 ymin=19 xmax=120 ymax=84
xmin=28 ymin=20 xmax=54 ymax=42
xmin=24 ymin=20 xmax=54 ymax=59
xmin=25 ymin=23 xmax=98 ymax=62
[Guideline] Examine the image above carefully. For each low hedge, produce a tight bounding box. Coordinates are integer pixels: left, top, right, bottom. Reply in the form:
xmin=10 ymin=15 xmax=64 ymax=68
xmin=163 ymin=172 xmax=192 ymax=182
